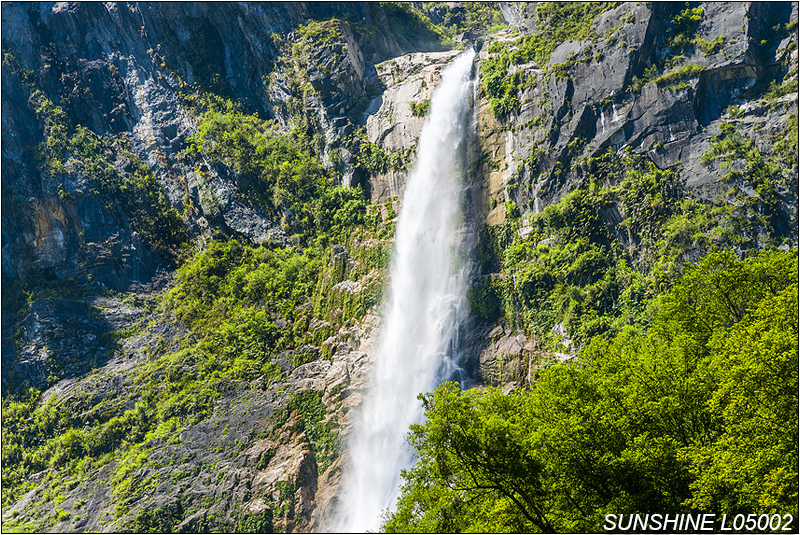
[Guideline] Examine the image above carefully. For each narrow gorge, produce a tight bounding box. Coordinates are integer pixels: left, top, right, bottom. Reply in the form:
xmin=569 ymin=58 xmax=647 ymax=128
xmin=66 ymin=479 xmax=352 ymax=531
xmin=2 ymin=2 xmax=798 ymax=533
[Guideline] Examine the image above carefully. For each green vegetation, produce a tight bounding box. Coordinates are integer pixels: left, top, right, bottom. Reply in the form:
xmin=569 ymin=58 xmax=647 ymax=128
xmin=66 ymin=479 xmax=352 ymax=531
xmin=695 ymin=35 xmax=725 ymax=56
xmin=187 ymin=104 xmax=375 ymax=245
xmin=626 ymin=6 xmax=710 ymax=94
xmin=653 ymin=63 xmax=705 ymax=88
xmin=700 ymin=122 xmax=790 ymax=228
xmin=629 ymin=62 xmax=706 ymax=94
xmin=668 ymin=6 xmax=704 ymax=51
xmin=2 ymin=51 xmax=189 ymax=275
xmin=124 ymin=501 xmax=186 ymax=533
xmin=2 ymin=92 xmax=394 ymax=531
xmin=421 ymin=2 xmax=507 ymax=37
xmin=481 ymin=3 xmax=613 ymax=116
xmin=479 ymin=145 xmax=793 ymax=351
xmin=385 ymin=249 xmax=798 ymax=532
xmin=288 ymin=391 xmax=340 ymax=472
xmin=409 ymin=99 xmax=431 ymax=117
xmin=503 ymin=3 xmax=610 ymax=68
xmin=3 ymin=3 xmax=797 ymax=531
xmin=354 ymin=136 xmax=416 ymax=174
xmin=351 ymin=2 xmax=507 ymax=51
xmin=337 ymin=3 xmax=452 ymax=62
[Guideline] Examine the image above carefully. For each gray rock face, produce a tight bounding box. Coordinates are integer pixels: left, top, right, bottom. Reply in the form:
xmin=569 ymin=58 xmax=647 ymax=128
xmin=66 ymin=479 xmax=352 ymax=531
xmin=1 ymin=2 xmax=454 ymax=290
xmin=478 ymin=1 xmax=798 ymax=222
xmin=1 ymin=2 xmax=307 ymax=291
xmin=362 ymin=50 xmax=461 ymax=200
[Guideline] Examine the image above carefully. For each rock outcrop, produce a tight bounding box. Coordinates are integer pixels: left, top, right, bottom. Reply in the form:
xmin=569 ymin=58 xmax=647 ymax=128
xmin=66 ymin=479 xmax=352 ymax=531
xmin=479 ymin=2 xmax=798 ymax=221
xmin=361 ymin=50 xmax=461 ymax=200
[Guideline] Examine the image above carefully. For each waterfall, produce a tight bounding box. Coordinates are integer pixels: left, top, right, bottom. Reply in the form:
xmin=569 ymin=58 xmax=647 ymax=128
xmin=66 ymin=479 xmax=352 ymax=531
xmin=332 ymin=49 xmax=476 ymax=532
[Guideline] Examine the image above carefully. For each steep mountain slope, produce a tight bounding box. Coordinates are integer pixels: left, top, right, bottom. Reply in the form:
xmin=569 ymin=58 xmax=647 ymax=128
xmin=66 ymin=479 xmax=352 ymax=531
xmin=471 ymin=1 xmax=798 ymax=382
xmin=1 ymin=2 xmax=796 ymax=533
xmin=1 ymin=3 xmax=471 ymax=531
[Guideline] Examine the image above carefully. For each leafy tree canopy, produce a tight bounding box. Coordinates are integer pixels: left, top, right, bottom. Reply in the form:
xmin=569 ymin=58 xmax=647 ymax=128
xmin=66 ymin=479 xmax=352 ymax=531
xmin=385 ymin=249 xmax=799 ymax=533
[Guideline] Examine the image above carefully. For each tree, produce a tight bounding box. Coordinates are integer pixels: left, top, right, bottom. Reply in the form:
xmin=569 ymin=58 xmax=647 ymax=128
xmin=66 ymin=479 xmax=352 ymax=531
xmin=385 ymin=383 xmax=554 ymax=533
xmin=385 ymin=249 xmax=798 ymax=532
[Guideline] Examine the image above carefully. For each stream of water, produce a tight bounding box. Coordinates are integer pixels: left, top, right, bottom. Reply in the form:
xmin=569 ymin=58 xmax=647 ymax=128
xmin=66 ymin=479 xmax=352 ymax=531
xmin=333 ymin=48 xmax=477 ymax=532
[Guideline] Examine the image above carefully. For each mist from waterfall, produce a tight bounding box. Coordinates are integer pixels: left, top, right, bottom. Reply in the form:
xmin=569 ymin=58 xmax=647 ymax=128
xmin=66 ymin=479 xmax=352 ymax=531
xmin=332 ymin=48 xmax=477 ymax=532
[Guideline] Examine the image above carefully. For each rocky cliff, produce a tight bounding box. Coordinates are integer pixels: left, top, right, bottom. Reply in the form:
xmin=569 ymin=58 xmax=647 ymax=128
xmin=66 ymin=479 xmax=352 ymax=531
xmin=1 ymin=2 xmax=797 ymax=532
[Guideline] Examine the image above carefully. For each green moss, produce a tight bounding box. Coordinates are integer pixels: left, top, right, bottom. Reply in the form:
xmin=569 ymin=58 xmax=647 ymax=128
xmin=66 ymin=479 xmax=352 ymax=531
xmin=288 ymin=391 xmax=340 ymax=473
xmin=409 ymin=99 xmax=431 ymax=117
xmin=695 ymin=35 xmax=726 ymax=56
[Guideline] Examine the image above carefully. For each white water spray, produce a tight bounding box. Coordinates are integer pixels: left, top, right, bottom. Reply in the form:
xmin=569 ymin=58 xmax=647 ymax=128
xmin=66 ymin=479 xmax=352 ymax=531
xmin=333 ymin=49 xmax=476 ymax=532
xmin=612 ymin=102 xmax=621 ymax=123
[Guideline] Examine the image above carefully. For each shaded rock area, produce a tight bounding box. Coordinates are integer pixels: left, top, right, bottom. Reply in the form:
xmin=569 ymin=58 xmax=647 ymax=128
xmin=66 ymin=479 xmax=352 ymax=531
xmin=7 ymin=296 xmax=140 ymax=393
xmin=1 ymin=1 xmax=450 ymax=291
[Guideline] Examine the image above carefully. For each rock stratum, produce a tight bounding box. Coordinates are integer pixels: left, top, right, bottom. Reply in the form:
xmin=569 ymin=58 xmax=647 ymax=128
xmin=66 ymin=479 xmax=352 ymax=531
xmin=1 ymin=2 xmax=797 ymax=532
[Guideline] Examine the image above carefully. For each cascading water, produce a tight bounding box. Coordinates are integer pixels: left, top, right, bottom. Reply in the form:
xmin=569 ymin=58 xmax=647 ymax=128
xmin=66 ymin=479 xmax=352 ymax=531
xmin=332 ymin=48 xmax=477 ymax=532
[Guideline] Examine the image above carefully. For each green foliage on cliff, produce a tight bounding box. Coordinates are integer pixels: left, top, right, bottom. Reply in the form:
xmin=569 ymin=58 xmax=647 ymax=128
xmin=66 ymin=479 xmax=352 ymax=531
xmin=421 ymin=2 xmax=507 ymax=37
xmin=338 ymin=2 xmax=451 ymax=61
xmin=409 ymin=99 xmax=431 ymax=117
xmin=481 ymin=143 xmax=794 ymax=351
xmin=385 ymin=249 xmax=799 ymax=533
xmin=481 ymin=3 xmax=612 ymax=116
xmin=354 ymin=136 xmax=416 ymax=174
xmin=23 ymin=74 xmax=189 ymax=264
xmin=700 ymin=122 xmax=794 ymax=230
xmin=669 ymin=6 xmax=704 ymax=51
xmin=188 ymin=104 xmax=377 ymax=246
xmin=2 ymin=96 xmax=394 ymax=529
xmin=1 ymin=210 xmax=390 ymax=530
xmin=653 ymin=63 xmax=706 ymax=86
xmin=288 ymin=391 xmax=341 ymax=473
